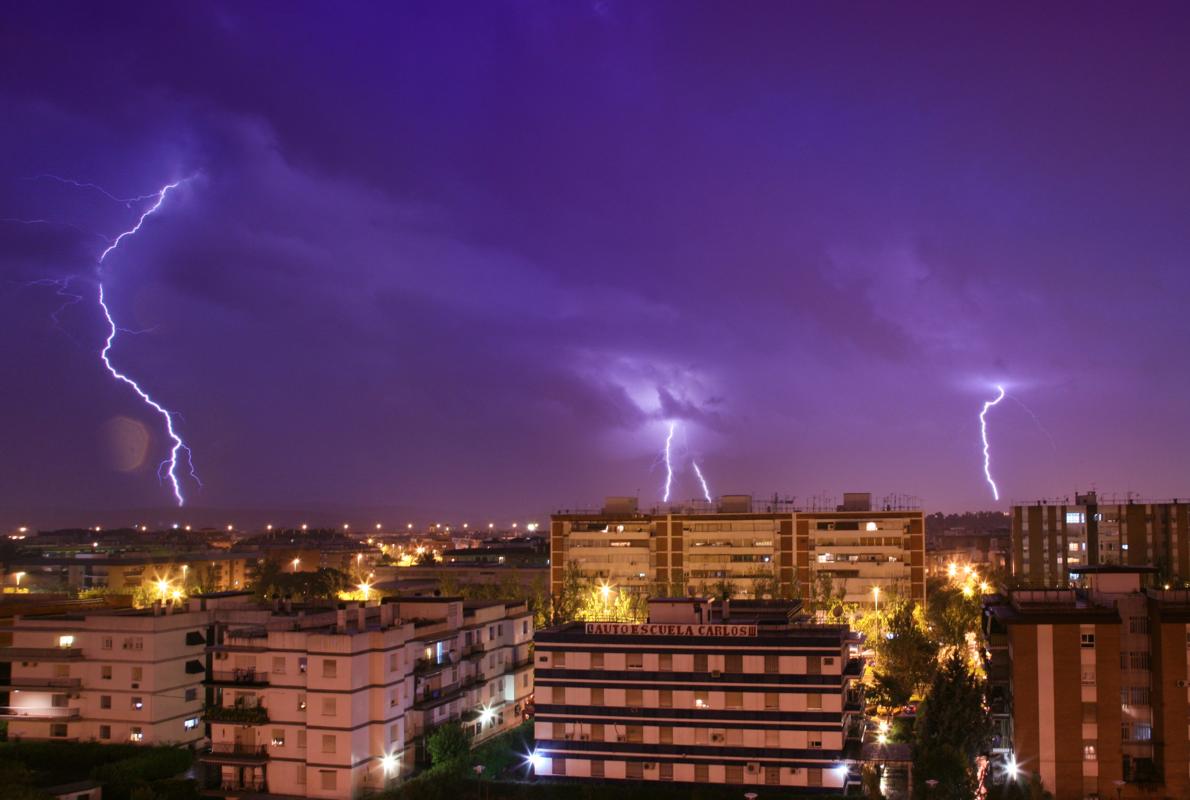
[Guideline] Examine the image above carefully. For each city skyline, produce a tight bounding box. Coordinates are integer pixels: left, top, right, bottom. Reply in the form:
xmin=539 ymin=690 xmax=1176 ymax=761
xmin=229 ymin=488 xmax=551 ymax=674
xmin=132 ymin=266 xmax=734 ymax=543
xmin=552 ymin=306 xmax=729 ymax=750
xmin=4 ymin=4 xmax=1190 ymax=526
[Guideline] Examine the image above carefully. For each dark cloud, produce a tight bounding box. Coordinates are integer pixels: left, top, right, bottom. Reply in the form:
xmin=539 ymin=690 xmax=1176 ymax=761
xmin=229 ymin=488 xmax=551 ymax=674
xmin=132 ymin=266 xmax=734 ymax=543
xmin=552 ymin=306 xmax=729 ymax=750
xmin=2 ymin=1 xmax=1190 ymax=526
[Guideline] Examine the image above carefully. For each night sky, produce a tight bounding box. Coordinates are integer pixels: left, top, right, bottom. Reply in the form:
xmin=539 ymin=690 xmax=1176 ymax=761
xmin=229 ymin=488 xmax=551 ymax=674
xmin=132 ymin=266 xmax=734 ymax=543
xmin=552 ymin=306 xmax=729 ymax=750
xmin=3 ymin=3 xmax=1189 ymax=528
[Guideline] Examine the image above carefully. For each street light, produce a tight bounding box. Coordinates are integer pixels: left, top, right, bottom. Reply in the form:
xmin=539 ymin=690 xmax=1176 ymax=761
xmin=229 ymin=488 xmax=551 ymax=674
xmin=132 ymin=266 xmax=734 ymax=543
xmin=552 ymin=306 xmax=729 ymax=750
xmin=871 ymin=586 xmax=880 ymax=613
xmin=292 ymin=558 xmax=301 ymax=573
xmin=380 ymin=752 xmax=398 ymax=776
xmin=155 ymin=578 xmax=170 ymax=602
xmin=358 ymin=581 xmax=372 ymax=601
xmin=14 ymin=571 xmax=25 ymax=588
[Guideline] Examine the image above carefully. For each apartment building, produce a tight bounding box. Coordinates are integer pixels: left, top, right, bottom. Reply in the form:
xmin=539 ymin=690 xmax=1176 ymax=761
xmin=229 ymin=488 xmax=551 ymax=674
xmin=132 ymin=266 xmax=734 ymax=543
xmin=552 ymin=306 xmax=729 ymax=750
xmin=1011 ymin=492 xmax=1190 ymax=587
xmin=550 ymin=493 xmax=924 ymax=607
xmin=533 ymin=597 xmax=864 ymax=791
xmin=6 ymin=551 xmax=258 ymax=594
xmin=0 ymin=602 xmax=210 ymax=745
xmin=983 ymin=567 xmax=1190 ymax=798
xmin=198 ymin=594 xmax=533 ymax=797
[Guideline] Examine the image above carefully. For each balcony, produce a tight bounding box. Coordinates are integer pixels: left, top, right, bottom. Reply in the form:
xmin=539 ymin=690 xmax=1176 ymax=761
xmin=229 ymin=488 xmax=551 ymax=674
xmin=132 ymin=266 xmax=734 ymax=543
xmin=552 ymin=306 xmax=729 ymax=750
xmin=200 ymin=743 xmax=269 ymax=763
xmin=0 ymin=647 xmax=84 ymax=661
xmin=204 ymin=703 xmax=269 ymax=725
xmin=415 ymin=656 xmax=453 ymax=676
xmin=0 ymin=677 xmax=81 ymax=690
xmin=208 ymin=670 xmax=269 ymax=686
xmin=463 ymin=642 xmax=486 ymax=659
xmin=0 ymin=706 xmax=81 ymax=720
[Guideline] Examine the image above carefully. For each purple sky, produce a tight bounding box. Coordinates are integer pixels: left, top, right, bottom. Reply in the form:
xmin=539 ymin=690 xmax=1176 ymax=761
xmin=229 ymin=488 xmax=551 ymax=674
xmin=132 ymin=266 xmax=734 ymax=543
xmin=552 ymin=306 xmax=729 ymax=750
xmin=3 ymin=3 xmax=1190 ymax=529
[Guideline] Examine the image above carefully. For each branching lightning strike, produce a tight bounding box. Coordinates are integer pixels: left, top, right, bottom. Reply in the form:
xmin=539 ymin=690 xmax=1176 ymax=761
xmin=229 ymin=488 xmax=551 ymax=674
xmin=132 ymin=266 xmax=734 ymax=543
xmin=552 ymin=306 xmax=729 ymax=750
xmin=94 ymin=179 xmax=198 ymax=505
xmin=692 ymin=460 xmax=711 ymax=503
xmin=29 ymin=174 xmax=163 ymax=207
xmin=979 ymin=385 xmax=1006 ymax=501
xmin=662 ymin=422 xmax=676 ymax=502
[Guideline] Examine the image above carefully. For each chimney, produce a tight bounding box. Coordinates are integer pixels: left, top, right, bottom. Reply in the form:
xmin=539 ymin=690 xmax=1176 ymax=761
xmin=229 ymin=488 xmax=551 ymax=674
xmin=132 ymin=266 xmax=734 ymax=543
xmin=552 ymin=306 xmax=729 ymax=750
xmin=356 ymin=603 xmax=367 ymax=632
xmin=336 ymin=607 xmax=347 ymax=633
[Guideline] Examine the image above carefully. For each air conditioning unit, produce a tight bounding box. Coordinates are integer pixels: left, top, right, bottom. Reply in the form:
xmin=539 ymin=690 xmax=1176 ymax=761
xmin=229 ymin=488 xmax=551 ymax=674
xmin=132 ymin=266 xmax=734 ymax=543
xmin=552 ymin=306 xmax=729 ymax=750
xmin=747 ymin=762 xmax=761 ymax=774
xmin=644 ymin=762 xmax=657 ymax=770
xmin=579 ymin=734 xmax=589 ymax=740
xmin=711 ymin=670 xmax=722 ymax=679
xmin=1178 ymin=679 xmax=1188 ymax=688
xmin=617 ymin=735 xmax=627 ymax=742
xmin=131 ymin=683 xmax=139 ymax=689
xmin=711 ymin=733 xmax=725 ymax=743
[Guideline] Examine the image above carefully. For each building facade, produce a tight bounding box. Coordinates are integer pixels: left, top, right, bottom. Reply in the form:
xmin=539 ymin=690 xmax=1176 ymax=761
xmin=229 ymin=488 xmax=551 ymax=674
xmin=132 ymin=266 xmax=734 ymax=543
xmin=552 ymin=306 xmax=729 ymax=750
xmin=983 ymin=568 xmax=1190 ymax=799
xmin=0 ymin=603 xmax=210 ymax=746
xmin=199 ymin=595 xmax=533 ymax=797
xmin=1011 ymin=493 xmax=1190 ymax=587
xmin=550 ymin=493 xmax=924 ymax=607
xmin=533 ymin=597 xmax=864 ymax=791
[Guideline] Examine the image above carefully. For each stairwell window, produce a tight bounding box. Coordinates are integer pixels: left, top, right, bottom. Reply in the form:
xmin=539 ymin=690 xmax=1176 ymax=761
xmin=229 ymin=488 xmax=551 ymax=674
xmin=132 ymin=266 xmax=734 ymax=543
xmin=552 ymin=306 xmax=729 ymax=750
xmin=323 ymin=659 xmax=337 ymax=678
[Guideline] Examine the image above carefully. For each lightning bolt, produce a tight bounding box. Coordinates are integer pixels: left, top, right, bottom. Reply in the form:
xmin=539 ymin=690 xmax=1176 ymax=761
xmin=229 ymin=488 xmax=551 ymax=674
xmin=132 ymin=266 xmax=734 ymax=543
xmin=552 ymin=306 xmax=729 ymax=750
xmin=979 ymin=385 xmax=1006 ymax=501
xmin=28 ymin=174 xmax=162 ymax=207
xmin=1007 ymin=393 xmax=1057 ymax=451
xmin=95 ymin=179 xmax=198 ymax=505
xmin=692 ymin=460 xmax=711 ymax=503
xmin=662 ymin=422 xmax=675 ymax=502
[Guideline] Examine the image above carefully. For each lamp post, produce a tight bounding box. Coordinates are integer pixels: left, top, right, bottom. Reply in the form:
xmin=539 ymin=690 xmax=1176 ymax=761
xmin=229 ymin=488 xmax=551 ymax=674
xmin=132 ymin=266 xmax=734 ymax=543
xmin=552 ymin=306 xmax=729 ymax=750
xmin=925 ymin=778 xmax=938 ymax=798
xmin=292 ymin=557 xmax=300 ymax=573
xmin=14 ymin=571 xmax=25 ymax=588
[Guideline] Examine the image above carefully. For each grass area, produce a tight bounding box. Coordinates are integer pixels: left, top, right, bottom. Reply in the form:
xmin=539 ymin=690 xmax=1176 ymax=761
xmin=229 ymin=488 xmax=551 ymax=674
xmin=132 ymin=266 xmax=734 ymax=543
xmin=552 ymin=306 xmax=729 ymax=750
xmin=0 ymin=741 xmax=195 ymax=800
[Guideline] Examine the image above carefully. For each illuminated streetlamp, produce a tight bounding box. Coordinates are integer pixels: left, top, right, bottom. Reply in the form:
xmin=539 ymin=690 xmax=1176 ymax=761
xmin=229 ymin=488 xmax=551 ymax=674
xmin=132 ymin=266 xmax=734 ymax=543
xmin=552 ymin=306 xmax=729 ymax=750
xmin=292 ymin=558 xmax=301 ymax=573
xmin=358 ymin=581 xmax=372 ymax=601
xmin=155 ymin=578 xmax=170 ymax=602
xmin=14 ymin=571 xmax=25 ymax=588
xmin=871 ymin=586 xmax=880 ymax=613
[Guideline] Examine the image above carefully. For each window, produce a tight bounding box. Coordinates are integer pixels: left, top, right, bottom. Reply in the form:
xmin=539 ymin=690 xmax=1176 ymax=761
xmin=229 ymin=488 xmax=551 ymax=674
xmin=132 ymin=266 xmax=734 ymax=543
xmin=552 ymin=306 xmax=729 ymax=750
xmin=1133 ymin=724 xmax=1152 ymax=742
xmin=765 ymin=654 xmax=779 ymax=674
xmin=132 ymin=697 xmax=144 ymax=710
xmin=321 ymin=734 xmax=336 ymax=753
xmin=130 ymin=727 xmax=144 ymax=742
xmin=390 ymin=689 xmax=399 ymax=707
xmin=660 ymin=726 xmax=673 ymax=744
xmin=1081 ymin=666 xmax=1096 ymax=685
xmin=726 ymin=691 xmax=743 ymax=709
xmin=659 ymin=690 xmax=672 ymax=708
xmin=124 ymin=637 xmax=144 ymax=651
xmin=184 ymin=717 xmax=199 ymax=731
xmin=555 ymin=652 xmax=566 ymax=668
xmin=627 ymin=652 xmax=643 ymax=670
xmin=625 ymin=761 xmax=641 ymax=780
xmin=298 ymin=657 xmax=307 ymax=673
xmin=99 ymin=725 xmax=111 ymax=739
xmin=321 ymin=697 xmax=336 ymax=716
xmin=297 ymin=730 xmax=307 ymax=750
xmin=809 ymin=735 xmax=822 ymax=749
xmin=1129 ymin=686 xmax=1151 ymax=706
xmin=1081 ymin=633 xmax=1095 ymax=648
xmin=694 ymin=690 xmax=709 ymax=708
xmin=591 ymin=687 xmax=603 ymax=705
xmin=694 ymin=653 xmax=708 ymax=672
xmin=389 ymin=653 xmax=399 ymax=672
xmin=272 ymin=729 xmax=286 ymax=746
xmin=1082 ymin=702 xmax=1097 ymax=722
xmin=296 ymin=766 xmax=306 ymax=785
xmin=766 ymin=765 xmax=781 ymax=785
xmin=590 ymin=723 xmax=604 ymax=741
xmin=102 ymin=637 xmax=112 ymax=650
xmin=1084 ymin=744 xmax=1097 ymax=760
xmin=658 ymin=653 xmax=672 ymax=671
xmin=695 ymin=764 xmax=709 ymax=783
xmin=57 ymin=635 xmax=74 ymax=648
xmin=590 ymin=759 xmax=604 ymax=779
xmin=591 ymin=652 xmax=604 ymax=669
xmin=273 ymin=656 xmax=286 ymax=674
xmin=100 ymin=695 xmax=112 ymax=709
xmin=626 ymin=689 xmax=643 ymax=708
xmin=1129 ymin=617 xmax=1150 ymax=635
xmin=50 ymin=723 xmax=68 ymax=737
xmin=297 ymin=693 xmax=307 ymax=711
xmin=522 ymin=620 xmax=529 ymax=635
xmin=807 ymin=693 xmax=822 ymax=710
xmin=659 ymin=762 xmax=673 ymax=781
xmin=725 ymin=654 xmax=743 ymax=673
xmin=725 ymin=765 xmax=744 ymax=783
xmin=765 ymin=692 xmax=779 ymax=710
xmin=320 ymin=770 xmax=336 ymax=790
xmin=131 ymin=667 xmax=143 ymax=682
xmin=626 ymin=725 xmax=643 ymax=743
xmin=322 ymin=659 xmax=337 ymax=678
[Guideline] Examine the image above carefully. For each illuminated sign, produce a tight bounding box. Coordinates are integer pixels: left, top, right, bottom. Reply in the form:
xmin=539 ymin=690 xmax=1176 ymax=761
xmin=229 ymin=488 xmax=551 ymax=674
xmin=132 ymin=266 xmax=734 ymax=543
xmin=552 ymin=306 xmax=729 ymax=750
xmin=583 ymin=623 xmax=758 ymax=637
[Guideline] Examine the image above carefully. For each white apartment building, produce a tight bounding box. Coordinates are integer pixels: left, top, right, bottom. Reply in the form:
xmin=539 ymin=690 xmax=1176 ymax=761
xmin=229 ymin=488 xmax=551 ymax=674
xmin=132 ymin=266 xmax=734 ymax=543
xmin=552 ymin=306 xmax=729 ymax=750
xmin=533 ymin=597 xmax=864 ymax=791
xmin=0 ymin=603 xmax=210 ymax=745
xmin=198 ymin=595 xmax=533 ymax=798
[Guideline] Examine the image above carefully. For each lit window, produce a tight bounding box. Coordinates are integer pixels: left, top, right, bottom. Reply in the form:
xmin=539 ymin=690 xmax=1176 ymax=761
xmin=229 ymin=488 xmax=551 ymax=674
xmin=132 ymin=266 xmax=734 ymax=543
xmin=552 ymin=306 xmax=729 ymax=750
xmin=1083 ymin=744 xmax=1096 ymax=760
xmin=130 ymin=728 xmax=144 ymax=741
xmin=132 ymin=697 xmax=144 ymax=710
xmin=183 ymin=717 xmax=200 ymax=731
xmin=865 ymin=522 xmax=878 ymax=532
xmin=57 ymin=635 xmax=74 ymax=648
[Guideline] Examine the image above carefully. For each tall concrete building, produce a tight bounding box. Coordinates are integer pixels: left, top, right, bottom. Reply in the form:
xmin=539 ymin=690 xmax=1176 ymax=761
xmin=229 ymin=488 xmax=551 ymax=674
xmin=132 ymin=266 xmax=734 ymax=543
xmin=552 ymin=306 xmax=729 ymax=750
xmin=983 ymin=568 xmax=1190 ymax=798
xmin=533 ymin=597 xmax=864 ymax=791
xmin=0 ymin=603 xmax=210 ymax=745
xmin=550 ymin=493 xmax=924 ymax=607
xmin=1011 ymin=493 xmax=1190 ymax=587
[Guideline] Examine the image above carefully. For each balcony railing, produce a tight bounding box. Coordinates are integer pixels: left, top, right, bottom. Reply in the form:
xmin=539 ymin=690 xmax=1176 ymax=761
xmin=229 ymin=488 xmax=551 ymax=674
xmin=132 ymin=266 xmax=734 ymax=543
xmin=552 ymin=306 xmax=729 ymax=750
xmin=220 ymin=781 xmax=266 ymax=792
xmin=0 ymin=706 xmax=80 ymax=720
xmin=415 ymin=656 xmax=453 ymax=675
xmin=204 ymin=703 xmax=269 ymax=725
xmin=463 ymin=642 xmax=486 ymax=658
xmin=208 ymin=670 xmax=269 ymax=686
xmin=201 ymin=743 xmax=269 ymax=762
xmin=0 ymin=677 xmax=81 ymax=690
xmin=0 ymin=647 xmax=84 ymax=661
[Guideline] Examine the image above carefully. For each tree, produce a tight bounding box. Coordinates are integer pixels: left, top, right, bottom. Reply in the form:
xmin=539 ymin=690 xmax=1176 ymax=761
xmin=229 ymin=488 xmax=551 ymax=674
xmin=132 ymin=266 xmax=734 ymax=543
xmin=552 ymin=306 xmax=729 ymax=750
xmin=911 ymin=651 xmax=993 ymax=800
xmin=415 ymin=550 xmax=436 ymax=566
xmin=912 ymin=744 xmax=974 ymax=800
xmin=926 ymin=583 xmax=982 ymax=650
xmin=551 ymin=561 xmax=588 ymax=623
xmin=425 ymin=722 xmax=470 ymax=767
xmin=873 ymin=595 xmax=937 ymax=703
